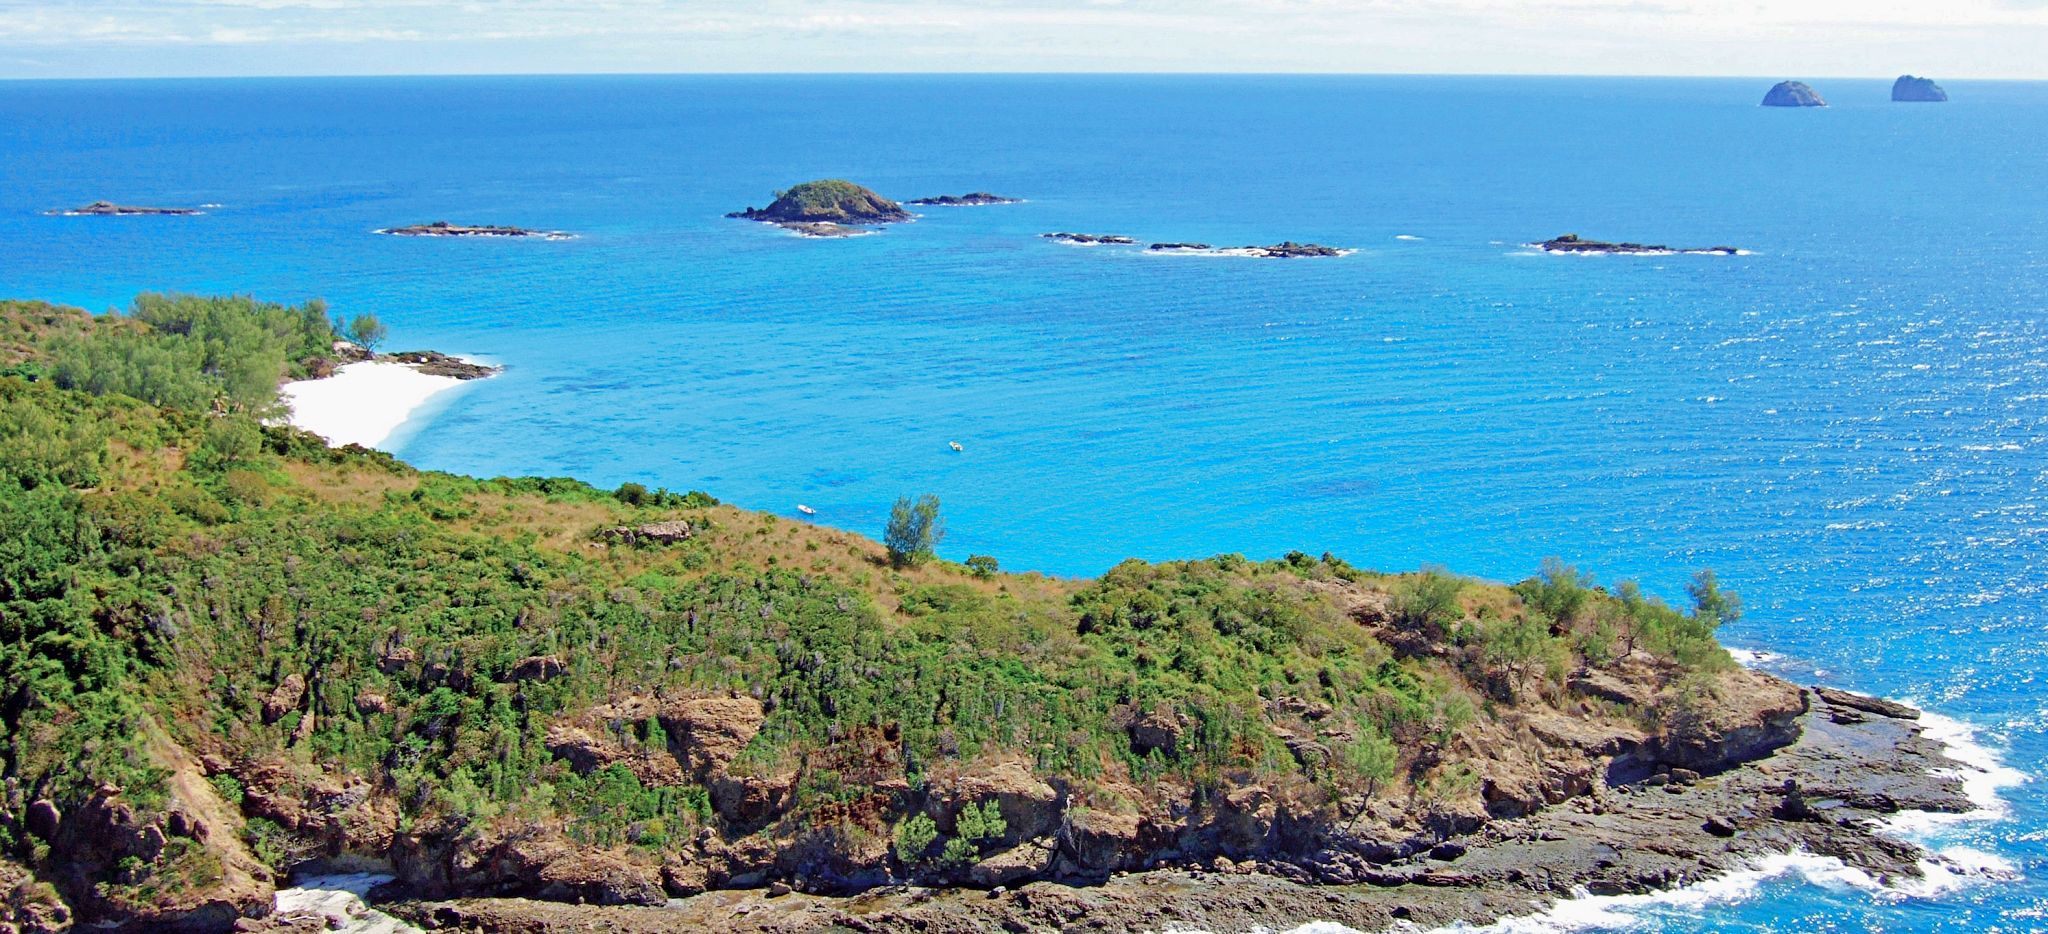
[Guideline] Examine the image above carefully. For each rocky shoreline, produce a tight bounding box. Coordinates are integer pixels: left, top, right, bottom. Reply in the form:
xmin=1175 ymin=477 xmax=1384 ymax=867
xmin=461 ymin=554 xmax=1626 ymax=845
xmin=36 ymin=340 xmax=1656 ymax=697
xmin=1149 ymin=240 xmax=1350 ymax=258
xmin=324 ymin=682 xmax=1989 ymax=933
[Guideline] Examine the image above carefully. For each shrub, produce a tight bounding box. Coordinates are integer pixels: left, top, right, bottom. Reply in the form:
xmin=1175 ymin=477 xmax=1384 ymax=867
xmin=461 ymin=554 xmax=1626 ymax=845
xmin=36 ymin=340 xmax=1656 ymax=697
xmin=965 ymin=554 xmax=999 ymax=578
xmin=1393 ymin=565 xmax=1463 ymax=632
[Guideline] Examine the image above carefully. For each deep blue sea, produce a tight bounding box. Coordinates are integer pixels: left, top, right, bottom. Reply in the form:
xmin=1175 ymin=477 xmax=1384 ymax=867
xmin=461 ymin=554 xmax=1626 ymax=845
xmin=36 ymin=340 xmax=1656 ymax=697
xmin=4 ymin=74 xmax=2045 ymax=931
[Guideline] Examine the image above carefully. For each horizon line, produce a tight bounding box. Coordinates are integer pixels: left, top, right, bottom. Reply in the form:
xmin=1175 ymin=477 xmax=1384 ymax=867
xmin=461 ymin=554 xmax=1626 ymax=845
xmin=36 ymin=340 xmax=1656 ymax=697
xmin=1 ymin=69 xmax=2035 ymax=84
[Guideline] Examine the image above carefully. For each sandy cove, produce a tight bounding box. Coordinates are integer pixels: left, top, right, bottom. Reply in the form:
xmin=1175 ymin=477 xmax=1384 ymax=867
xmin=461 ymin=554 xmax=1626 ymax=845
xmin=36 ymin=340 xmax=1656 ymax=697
xmin=281 ymin=356 xmax=495 ymax=450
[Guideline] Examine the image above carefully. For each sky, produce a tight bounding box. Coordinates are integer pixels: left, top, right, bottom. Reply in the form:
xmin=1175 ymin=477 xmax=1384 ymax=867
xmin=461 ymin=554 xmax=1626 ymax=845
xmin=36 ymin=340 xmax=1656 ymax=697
xmin=1 ymin=0 xmax=2045 ymax=80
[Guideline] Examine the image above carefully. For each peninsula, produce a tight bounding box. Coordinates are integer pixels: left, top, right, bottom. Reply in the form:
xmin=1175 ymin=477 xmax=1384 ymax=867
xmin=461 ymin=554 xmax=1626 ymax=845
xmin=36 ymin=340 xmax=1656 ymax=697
xmin=45 ymin=200 xmax=203 ymax=216
xmin=0 ymin=295 xmax=1999 ymax=933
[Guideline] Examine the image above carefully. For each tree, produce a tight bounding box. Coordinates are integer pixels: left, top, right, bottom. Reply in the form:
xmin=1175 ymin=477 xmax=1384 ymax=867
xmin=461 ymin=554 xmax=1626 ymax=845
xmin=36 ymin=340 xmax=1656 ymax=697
xmin=1686 ymin=569 xmax=1741 ymax=628
xmin=893 ymin=813 xmax=937 ymax=865
xmin=884 ymin=494 xmax=944 ymax=567
xmin=964 ymin=554 xmax=999 ymax=578
xmin=345 ymin=314 xmax=388 ymax=354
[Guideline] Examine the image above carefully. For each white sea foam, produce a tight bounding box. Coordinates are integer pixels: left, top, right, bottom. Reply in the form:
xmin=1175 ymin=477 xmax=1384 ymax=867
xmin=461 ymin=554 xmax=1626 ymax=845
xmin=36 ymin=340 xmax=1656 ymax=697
xmin=281 ymin=359 xmax=483 ymax=450
xmin=273 ymin=873 xmax=418 ymax=934
xmin=1395 ymin=234 xmax=1424 ymax=241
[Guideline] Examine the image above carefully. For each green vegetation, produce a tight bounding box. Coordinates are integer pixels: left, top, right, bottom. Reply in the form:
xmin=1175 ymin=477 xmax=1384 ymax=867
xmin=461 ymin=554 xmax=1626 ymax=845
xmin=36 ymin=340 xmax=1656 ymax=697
xmin=885 ymin=493 xmax=945 ymax=567
xmin=740 ymin=180 xmax=909 ymax=223
xmin=0 ymin=295 xmax=1745 ymax=913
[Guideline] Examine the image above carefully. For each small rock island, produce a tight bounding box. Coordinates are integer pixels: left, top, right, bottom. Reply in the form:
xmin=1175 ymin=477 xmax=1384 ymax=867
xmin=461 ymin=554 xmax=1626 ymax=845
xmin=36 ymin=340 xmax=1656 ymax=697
xmin=728 ymin=179 xmax=912 ymax=236
xmin=907 ymin=192 xmax=1022 ymax=206
xmin=1893 ymin=75 xmax=1949 ymax=102
xmin=378 ymin=221 xmax=571 ymax=240
xmin=1043 ymin=232 xmax=1137 ymax=245
xmin=1762 ymin=80 xmax=1827 ymax=107
xmin=1537 ymin=234 xmax=1740 ymax=256
xmin=1149 ymin=241 xmax=1349 ymax=258
xmin=45 ymin=200 xmax=202 ymax=217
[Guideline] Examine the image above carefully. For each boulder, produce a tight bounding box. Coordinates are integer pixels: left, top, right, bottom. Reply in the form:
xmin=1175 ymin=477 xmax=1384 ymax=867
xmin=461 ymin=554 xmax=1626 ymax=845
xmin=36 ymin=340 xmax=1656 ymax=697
xmin=1762 ymin=81 xmax=1826 ymax=107
xmin=969 ymin=841 xmax=1055 ymax=887
xmin=938 ymin=760 xmax=1061 ymax=843
xmin=506 ymin=655 xmax=566 ymax=682
xmin=1127 ymin=706 xmax=1188 ymax=758
xmin=261 ymin=673 xmax=306 ymax=724
xmin=1892 ymin=75 xmax=1948 ymax=102
xmin=661 ymin=695 xmax=766 ymax=777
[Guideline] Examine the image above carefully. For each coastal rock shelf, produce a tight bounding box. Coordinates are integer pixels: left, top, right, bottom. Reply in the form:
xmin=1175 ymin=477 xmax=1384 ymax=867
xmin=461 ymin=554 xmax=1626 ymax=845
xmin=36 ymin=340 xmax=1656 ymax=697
xmin=1762 ymin=80 xmax=1827 ymax=107
xmin=1536 ymin=233 xmax=1741 ymax=255
xmin=45 ymin=200 xmax=203 ymax=216
xmin=378 ymin=221 xmax=572 ymax=240
xmin=907 ymin=192 xmax=1022 ymax=206
xmin=384 ymin=350 xmax=501 ymax=380
xmin=389 ymin=684 xmax=1983 ymax=933
xmin=1893 ymin=75 xmax=1949 ymax=102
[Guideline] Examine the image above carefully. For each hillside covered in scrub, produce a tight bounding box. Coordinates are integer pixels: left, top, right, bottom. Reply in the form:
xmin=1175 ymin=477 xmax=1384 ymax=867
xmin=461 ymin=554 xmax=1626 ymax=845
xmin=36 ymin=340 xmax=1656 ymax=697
xmin=0 ymin=296 xmax=1803 ymax=931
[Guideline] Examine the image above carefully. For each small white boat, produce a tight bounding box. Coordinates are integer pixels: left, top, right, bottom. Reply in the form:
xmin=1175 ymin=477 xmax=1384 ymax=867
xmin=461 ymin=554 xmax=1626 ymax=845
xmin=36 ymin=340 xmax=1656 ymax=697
xmin=949 ymin=441 xmax=964 ymax=452
xmin=796 ymin=504 xmax=817 ymax=516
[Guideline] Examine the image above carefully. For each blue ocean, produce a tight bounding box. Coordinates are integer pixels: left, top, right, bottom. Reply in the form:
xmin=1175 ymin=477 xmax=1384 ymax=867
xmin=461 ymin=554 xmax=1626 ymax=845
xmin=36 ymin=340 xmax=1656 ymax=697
xmin=3 ymin=74 xmax=2043 ymax=930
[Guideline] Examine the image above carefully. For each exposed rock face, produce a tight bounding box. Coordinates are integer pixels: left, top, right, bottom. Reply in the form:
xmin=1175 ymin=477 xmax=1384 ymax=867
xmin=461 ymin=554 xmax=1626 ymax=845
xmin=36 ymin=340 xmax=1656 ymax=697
xmin=1762 ymin=80 xmax=1826 ymax=107
xmin=1148 ymin=242 xmax=1214 ymax=252
xmin=377 ymin=221 xmax=571 ymax=240
xmin=906 ymin=193 xmax=1022 ymax=206
xmin=392 ymin=690 xmax=1985 ymax=934
xmin=1043 ymin=232 xmax=1137 ymax=245
xmin=1648 ymin=668 xmax=1806 ymax=773
xmin=727 ymin=180 xmax=911 ymax=225
xmin=1537 ymin=234 xmax=1739 ymax=255
xmin=1892 ymin=75 xmax=1948 ymax=102
xmin=598 ymin=520 xmax=694 ymax=545
xmin=45 ymin=200 xmax=202 ymax=216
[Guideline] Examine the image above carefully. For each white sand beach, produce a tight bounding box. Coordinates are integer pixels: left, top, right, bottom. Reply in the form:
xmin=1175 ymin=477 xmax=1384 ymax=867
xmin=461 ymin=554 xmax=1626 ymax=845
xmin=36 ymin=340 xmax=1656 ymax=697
xmin=281 ymin=360 xmax=475 ymax=450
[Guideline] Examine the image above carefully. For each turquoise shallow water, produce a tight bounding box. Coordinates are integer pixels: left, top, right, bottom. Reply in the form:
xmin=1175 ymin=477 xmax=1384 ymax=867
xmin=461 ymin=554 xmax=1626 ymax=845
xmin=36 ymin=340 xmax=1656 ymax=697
xmin=4 ymin=74 xmax=2045 ymax=929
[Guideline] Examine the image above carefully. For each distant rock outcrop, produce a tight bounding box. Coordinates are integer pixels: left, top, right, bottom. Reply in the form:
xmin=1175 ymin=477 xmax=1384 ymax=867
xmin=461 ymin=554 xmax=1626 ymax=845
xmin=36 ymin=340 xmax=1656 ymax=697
xmin=1892 ymin=75 xmax=1948 ymax=102
xmin=1043 ymin=232 xmax=1137 ymax=245
xmin=1762 ymin=81 xmax=1826 ymax=107
xmin=1536 ymin=234 xmax=1740 ymax=256
xmin=907 ymin=192 xmax=1022 ymax=206
xmin=378 ymin=221 xmax=571 ymax=240
xmin=728 ymin=180 xmax=911 ymax=226
xmin=45 ymin=200 xmax=201 ymax=217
